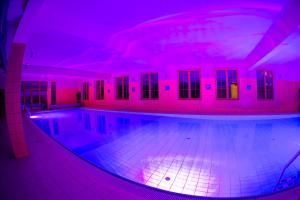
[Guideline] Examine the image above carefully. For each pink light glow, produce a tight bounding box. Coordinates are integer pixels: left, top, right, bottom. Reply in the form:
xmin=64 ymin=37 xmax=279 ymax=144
xmin=29 ymin=115 xmax=40 ymax=119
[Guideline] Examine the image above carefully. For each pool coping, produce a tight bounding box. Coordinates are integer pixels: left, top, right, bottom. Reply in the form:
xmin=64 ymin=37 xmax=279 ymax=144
xmin=31 ymin=107 xmax=300 ymax=121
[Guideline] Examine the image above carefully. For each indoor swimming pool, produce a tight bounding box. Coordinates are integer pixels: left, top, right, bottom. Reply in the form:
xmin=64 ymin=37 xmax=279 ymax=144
xmin=31 ymin=108 xmax=300 ymax=198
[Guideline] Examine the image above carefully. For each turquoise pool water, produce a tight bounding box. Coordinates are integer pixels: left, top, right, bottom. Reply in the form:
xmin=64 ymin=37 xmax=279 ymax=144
xmin=31 ymin=108 xmax=300 ymax=198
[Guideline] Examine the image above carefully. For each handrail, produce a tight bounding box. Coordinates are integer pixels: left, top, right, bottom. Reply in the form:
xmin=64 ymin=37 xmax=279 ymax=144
xmin=273 ymin=149 xmax=300 ymax=191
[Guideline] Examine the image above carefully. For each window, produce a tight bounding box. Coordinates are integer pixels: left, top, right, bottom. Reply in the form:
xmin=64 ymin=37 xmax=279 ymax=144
xmin=257 ymin=70 xmax=273 ymax=99
xmin=216 ymin=70 xmax=226 ymax=99
xmin=51 ymin=81 xmax=56 ymax=105
xmin=82 ymin=82 xmax=89 ymax=100
xmin=179 ymin=70 xmax=200 ymax=99
xmin=116 ymin=76 xmax=129 ymax=99
xmin=95 ymin=80 xmax=104 ymax=100
xmin=216 ymin=70 xmax=238 ymax=99
xmin=142 ymin=73 xmax=159 ymax=99
xmin=21 ymin=81 xmax=48 ymax=110
xmin=190 ymin=71 xmax=201 ymax=98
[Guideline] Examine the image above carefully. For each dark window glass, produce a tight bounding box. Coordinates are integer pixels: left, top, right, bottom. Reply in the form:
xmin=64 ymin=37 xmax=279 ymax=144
xmin=100 ymin=80 xmax=104 ymax=99
xmin=257 ymin=71 xmax=273 ymax=100
xmin=150 ymin=74 xmax=159 ymax=99
xmin=83 ymin=82 xmax=89 ymax=100
xmin=95 ymin=80 xmax=104 ymax=100
xmin=217 ymin=70 xmax=227 ymax=99
xmin=257 ymin=71 xmax=265 ymax=99
xmin=179 ymin=71 xmax=200 ymax=99
xmin=123 ymin=77 xmax=129 ymax=99
xmin=96 ymin=81 xmax=100 ymax=99
xmin=116 ymin=78 xmax=123 ymax=99
xmin=190 ymin=71 xmax=200 ymax=98
xmin=142 ymin=74 xmax=149 ymax=99
xmin=141 ymin=73 xmax=159 ymax=99
xmin=265 ymin=72 xmax=273 ymax=99
xmin=51 ymin=82 xmax=56 ymax=105
xmin=21 ymin=81 xmax=48 ymax=110
xmin=179 ymin=71 xmax=189 ymax=99
xmin=116 ymin=76 xmax=129 ymax=99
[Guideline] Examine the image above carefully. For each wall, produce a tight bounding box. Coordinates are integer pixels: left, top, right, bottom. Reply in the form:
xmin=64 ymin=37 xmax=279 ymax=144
xmin=52 ymin=80 xmax=80 ymax=106
xmin=21 ymin=75 xmax=81 ymax=109
xmin=81 ymin=67 xmax=300 ymax=114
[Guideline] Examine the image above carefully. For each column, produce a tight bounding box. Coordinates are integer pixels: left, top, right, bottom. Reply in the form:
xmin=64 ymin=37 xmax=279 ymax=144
xmin=5 ymin=43 xmax=29 ymax=158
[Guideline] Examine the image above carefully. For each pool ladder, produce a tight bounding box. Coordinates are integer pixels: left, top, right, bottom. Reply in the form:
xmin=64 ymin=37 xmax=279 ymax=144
xmin=273 ymin=149 xmax=300 ymax=192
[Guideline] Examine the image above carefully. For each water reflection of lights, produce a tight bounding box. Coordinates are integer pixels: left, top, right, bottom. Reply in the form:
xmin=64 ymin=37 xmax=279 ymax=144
xmin=143 ymin=156 xmax=218 ymax=196
xmin=29 ymin=115 xmax=40 ymax=119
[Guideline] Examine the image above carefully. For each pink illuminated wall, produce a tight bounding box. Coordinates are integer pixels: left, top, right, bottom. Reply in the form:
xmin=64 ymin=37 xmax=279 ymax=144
xmin=51 ymin=80 xmax=80 ymax=106
xmin=16 ymin=0 xmax=300 ymax=114
xmin=81 ymin=69 xmax=300 ymax=114
xmin=21 ymin=75 xmax=81 ymax=108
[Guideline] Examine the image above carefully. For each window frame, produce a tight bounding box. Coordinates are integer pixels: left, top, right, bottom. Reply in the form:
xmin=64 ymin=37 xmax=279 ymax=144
xmin=177 ymin=69 xmax=201 ymax=100
xmin=216 ymin=69 xmax=239 ymax=100
xmin=95 ymin=80 xmax=105 ymax=100
xmin=51 ymin=81 xmax=56 ymax=105
xmin=256 ymin=70 xmax=274 ymax=100
xmin=141 ymin=72 xmax=159 ymax=100
xmin=21 ymin=81 xmax=48 ymax=110
xmin=116 ymin=76 xmax=129 ymax=100
xmin=82 ymin=82 xmax=89 ymax=100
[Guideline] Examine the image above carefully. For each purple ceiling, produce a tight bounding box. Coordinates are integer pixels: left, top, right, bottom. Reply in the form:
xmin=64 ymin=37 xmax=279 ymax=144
xmin=8 ymin=0 xmax=300 ymax=80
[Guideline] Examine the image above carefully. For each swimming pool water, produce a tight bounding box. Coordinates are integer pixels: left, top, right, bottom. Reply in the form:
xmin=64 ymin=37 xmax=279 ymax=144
xmin=31 ymin=108 xmax=300 ymax=198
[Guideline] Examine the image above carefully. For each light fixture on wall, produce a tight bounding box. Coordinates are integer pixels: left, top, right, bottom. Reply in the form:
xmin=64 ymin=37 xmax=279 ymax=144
xmin=205 ymin=84 xmax=211 ymax=90
xmin=246 ymin=85 xmax=252 ymax=91
xmin=165 ymin=85 xmax=170 ymax=91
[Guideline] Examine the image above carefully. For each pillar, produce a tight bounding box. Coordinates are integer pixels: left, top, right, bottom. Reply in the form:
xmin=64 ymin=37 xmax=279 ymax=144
xmin=5 ymin=42 xmax=29 ymax=158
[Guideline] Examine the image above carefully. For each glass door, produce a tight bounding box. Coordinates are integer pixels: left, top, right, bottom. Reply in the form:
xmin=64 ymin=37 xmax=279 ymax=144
xmin=21 ymin=81 xmax=48 ymax=111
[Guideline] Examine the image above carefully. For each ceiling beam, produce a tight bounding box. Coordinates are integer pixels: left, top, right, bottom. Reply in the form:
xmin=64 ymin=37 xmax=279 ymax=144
xmin=245 ymin=0 xmax=300 ymax=69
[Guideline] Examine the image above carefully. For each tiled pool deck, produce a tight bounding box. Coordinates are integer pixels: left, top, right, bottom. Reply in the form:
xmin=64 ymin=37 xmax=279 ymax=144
xmin=1 ymin=115 xmax=300 ymax=200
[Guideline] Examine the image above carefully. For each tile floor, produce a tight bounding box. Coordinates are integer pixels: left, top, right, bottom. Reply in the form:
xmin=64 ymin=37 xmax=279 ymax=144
xmin=29 ymin=108 xmax=300 ymax=199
